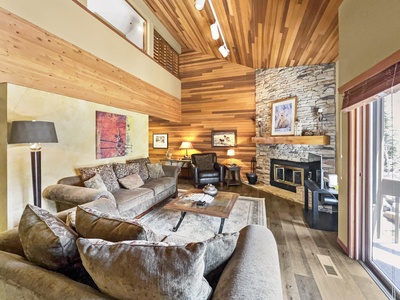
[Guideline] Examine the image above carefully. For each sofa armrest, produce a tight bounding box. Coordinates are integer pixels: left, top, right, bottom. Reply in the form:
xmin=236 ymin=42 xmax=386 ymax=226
xmin=212 ymin=225 xmax=283 ymax=300
xmin=0 ymin=228 xmax=24 ymax=257
xmin=162 ymin=165 xmax=181 ymax=179
xmin=42 ymin=184 xmax=116 ymax=207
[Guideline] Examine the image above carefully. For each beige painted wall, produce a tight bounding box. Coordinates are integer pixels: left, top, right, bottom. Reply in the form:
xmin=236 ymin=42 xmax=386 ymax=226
xmin=0 ymin=0 xmax=181 ymax=99
xmin=0 ymin=84 xmax=7 ymax=232
xmin=338 ymin=0 xmax=400 ymax=247
xmin=6 ymin=83 xmax=148 ymax=229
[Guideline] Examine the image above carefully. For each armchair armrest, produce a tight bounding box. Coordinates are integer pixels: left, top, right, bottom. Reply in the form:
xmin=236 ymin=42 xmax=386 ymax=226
xmin=162 ymin=165 xmax=181 ymax=179
xmin=42 ymin=184 xmax=116 ymax=207
xmin=214 ymin=162 xmax=226 ymax=182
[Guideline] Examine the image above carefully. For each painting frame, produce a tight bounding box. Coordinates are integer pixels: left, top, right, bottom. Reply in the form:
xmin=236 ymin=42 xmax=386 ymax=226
xmin=211 ymin=130 xmax=237 ymax=147
xmin=270 ymin=97 xmax=297 ymax=136
xmin=153 ymin=133 xmax=168 ymax=149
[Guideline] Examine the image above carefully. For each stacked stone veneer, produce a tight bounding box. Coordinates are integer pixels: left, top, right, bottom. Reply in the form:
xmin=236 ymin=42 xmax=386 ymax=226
xmin=256 ymin=63 xmax=336 ymax=203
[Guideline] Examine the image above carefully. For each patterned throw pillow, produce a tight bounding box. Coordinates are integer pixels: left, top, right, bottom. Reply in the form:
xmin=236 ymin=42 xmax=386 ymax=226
xmin=195 ymin=154 xmax=214 ymax=171
xmin=146 ymin=162 xmax=165 ymax=179
xmin=77 ymin=238 xmax=212 ymax=300
xmin=75 ymin=205 xmax=153 ymax=242
xmin=18 ymin=204 xmax=80 ymax=271
xmin=79 ymin=164 xmax=120 ymax=192
xmin=118 ymin=173 xmax=144 ymax=189
xmin=83 ymin=173 xmax=107 ymax=191
xmin=126 ymin=158 xmax=150 ymax=181
xmin=113 ymin=162 xmax=140 ymax=179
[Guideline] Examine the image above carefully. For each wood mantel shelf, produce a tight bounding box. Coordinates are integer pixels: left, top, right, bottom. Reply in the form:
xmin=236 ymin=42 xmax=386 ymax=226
xmin=251 ymin=135 xmax=330 ymax=145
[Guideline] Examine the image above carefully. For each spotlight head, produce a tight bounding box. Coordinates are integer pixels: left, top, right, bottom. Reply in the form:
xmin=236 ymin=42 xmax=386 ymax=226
xmin=210 ymin=23 xmax=219 ymax=40
xmin=218 ymin=45 xmax=230 ymax=58
xmin=194 ymin=0 xmax=206 ymax=10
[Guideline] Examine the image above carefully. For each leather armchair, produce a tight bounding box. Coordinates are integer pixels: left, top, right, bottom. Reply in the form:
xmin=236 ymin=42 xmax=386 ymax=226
xmin=191 ymin=153 xmax=225 ymax=188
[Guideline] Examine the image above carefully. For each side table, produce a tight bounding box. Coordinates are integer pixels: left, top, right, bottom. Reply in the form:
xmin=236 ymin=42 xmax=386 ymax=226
xmin=160 ymin=158 xmax=192 ymax=179
xmin=224 ymin=165 xmax=242 ymax=186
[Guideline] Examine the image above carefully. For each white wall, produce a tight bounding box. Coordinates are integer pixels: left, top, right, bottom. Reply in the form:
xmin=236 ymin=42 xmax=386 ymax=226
xmin=6 ymin=83 xmax=148 ymax=229
xmin=338 ymin=0 xmax=400 ymax=248
xmin=0 ymin=0 xmax=181 ymax=99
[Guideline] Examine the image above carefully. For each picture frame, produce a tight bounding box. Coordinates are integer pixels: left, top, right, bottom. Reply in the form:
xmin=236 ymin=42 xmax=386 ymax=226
xmin=211 ymin=130 xmax=237 ymax=147
xmin=153 ymin=133 xmax=168 ymax=149
xmin=270 ymin=97 xmax=297 ymax=136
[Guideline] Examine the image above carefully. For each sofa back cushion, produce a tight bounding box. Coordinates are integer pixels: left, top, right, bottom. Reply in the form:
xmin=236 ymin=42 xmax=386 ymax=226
xmin=146 ymin=162 xmax=165 ymax=179
xmin=18 ymin=204 xmax=80 ymax=271
xmin=193 ymin=153 xmax=215 ymax=171
xmin=113 ymin=162 xmax=140 ymax=179
xmin=126 ymin=158 xmax=150 ymax=181
xmin=118 ymin=173 xmax=144 ymax=189
xmin=77 ymin=238 xmax=212 ymax=300
xmin=79 ymin=164 xmax=120 ymax=192
xmin=75 ymin=205 xmax=153 ymax=242
xmin=83 ymin=173 xmax=108 ymax=191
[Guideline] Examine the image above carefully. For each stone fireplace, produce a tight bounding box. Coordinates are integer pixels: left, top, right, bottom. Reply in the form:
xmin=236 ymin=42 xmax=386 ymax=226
xmin=255 ymin=64 xmax=336 ymax=204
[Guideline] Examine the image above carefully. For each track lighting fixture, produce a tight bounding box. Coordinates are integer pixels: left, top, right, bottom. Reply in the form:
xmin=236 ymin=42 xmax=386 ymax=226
xmin=210 ymin=23 xmax=219 ymax=40
xmin=218 ymin=45 xmax=229 ymax=58
xmin=195 ymin=0 xmax=230 ymax=58
xmin=194 ymin=0 xmax=206 ymax=11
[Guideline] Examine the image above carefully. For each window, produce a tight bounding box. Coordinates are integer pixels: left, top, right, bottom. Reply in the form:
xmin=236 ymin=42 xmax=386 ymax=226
xmin=153 ymin=30 xmax=179 ymax=77
xmin=86 ymin=0 xmax=147 ymax=51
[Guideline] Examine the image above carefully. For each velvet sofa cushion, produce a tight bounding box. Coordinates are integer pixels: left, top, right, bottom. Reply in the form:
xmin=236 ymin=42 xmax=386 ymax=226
xmin=126 ymin=158 xmax=150 ymax=181
xmin=118 ymin=173 xmax=144 ymax=189
xmin=113 ymin=162 xmax=140 ymax=179
xmin=146 ymin=162 xmax=165 ymax=179
xmin=18 ymin=204 xmax=80 ymax=271
xmin=83 ymin=173 xmax=108 ymax=191
xmin=79 ymin=163 xmax=120 ymax=192
xmin=77 ymin=238 xmax=212 ymax=300
xmin=75 ymin=205 xmax=153 ymax=242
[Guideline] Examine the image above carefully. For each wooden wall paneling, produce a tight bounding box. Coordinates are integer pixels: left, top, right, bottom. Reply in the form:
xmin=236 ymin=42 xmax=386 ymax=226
xmin=149 ymin=52 xmax=256 ymax=179
xmin=0 ymin=8 xmax=181 ymax=122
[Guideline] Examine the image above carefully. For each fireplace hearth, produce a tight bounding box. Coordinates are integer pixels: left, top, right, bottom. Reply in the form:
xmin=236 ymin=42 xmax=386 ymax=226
xmin=270 ymin=159 xmax=310 ymax=193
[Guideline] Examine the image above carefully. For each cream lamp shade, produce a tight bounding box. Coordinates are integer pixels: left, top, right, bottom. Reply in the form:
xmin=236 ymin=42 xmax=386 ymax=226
xmin=179 ymin=141 xmax=193 ymax=159
xmin=227 ymin=149 xmax=235 ymax=165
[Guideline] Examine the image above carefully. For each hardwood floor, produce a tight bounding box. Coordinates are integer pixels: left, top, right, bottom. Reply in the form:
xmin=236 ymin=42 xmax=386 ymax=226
xmin=177 ymin=179 xmax=388 ymax=300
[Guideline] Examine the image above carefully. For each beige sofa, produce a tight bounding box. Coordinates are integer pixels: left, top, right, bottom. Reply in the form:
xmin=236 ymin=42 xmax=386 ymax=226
xmin=43 ymin=158 xmax=180 ymax=217
xmin=0 ymin=198 xmax=283 ymax=300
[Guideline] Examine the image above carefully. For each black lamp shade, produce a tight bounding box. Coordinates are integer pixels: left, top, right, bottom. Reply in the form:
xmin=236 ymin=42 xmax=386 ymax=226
xmin=8 ymin=121 xmax=58 ymax=144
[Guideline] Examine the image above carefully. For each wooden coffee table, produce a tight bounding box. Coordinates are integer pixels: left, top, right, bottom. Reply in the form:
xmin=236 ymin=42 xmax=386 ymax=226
xmin=164 ymin=189 xmax=239 ymax=234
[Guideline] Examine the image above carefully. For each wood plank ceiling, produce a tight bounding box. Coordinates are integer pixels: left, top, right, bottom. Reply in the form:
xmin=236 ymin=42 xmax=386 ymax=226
xmin=143 ymin=0 xmax=342 ymax=69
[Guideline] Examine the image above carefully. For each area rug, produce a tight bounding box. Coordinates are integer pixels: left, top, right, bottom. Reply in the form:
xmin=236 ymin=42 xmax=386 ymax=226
xmin=138 ymin=190 xmax=266 ymax=242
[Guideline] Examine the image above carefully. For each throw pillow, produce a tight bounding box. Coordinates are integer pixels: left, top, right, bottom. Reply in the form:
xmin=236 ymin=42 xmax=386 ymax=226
xmin=118 ymin=173 xmax=144 ymax=189
xmin=77 ymin=238 xmax=212 ymax=300
xmin=18 ymin=204 xmax=80 ymax=271
xmin=83 ymin=173 xmax=107 ymax=191
xmin=79 ymin=163 xmax=120 ymax=192
xmin=146 ymin=162 xmax=165 ymax=179
xmin=196 ymin=154 xmax=214 ymax=171
xmin=75 ymin=205 xmax=153 ymax=242
xmin=113 ymin=162 xmax=140 ymax=179
xmin=126 ymin=157 xmax=150 ymax=181
xmin=203 ymin=232 xmax=239 ymax=287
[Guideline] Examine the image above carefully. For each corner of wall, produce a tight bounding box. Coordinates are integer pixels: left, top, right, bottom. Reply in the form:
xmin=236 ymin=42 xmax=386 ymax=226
xmin=0 ymin=83 xmax=7 ymax=232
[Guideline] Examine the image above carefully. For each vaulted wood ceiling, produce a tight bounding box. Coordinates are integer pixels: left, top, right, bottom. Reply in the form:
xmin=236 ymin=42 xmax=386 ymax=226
xmin=143 ymin=0 xmax=342 ymax=69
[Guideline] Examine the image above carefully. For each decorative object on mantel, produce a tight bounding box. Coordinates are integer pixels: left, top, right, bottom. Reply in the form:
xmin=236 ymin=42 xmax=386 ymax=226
xmin=257 ymin=117 xmax=265 ymax=137
xmin=8 ymin=120 xmax=58 ymax=207
xmin=316 ymin=107 xmax=324 ymax=135
xmin=271 ymin=97 xmax=297 ymax=136
xmin=251 ymin=135 xmax=330 ymax=145
xmin=294 ymin=118 xmax=302 ymax=136
xmin=302 ymin=129 xmax=314 ymax=136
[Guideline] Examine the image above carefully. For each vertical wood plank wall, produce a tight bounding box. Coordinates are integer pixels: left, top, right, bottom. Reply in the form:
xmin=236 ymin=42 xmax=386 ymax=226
xmin=149 ymin=52 xmax=256 ymax=177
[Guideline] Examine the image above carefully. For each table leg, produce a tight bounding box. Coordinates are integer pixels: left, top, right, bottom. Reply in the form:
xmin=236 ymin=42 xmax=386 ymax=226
xmin=172 ymin=211 xmax=187 ymax=232
xmin=218 ymin=218 xmax=226 ymax=234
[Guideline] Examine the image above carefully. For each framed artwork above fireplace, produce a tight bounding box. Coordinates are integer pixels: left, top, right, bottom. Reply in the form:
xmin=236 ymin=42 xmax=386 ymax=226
xmin=271 ymin=97 xmax=297 ymax=136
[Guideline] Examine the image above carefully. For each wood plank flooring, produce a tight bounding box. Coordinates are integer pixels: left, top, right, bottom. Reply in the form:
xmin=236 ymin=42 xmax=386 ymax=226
xmin=178 ymin=179 xmax=387 ymax=299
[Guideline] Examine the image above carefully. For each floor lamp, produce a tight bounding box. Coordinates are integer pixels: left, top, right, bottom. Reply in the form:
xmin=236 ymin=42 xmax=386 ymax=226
xmin=8 ymin=121 xmax=58 ymax=207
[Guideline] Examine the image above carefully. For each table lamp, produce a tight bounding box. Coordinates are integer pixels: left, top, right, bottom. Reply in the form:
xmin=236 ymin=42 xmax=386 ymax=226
xmin=8 ymin=120 xmax=58 ymax=207
xmin=179 ymin=141 xmax=193 ymax=159
xmin=227 ymin=149 xmax=235 ymax=165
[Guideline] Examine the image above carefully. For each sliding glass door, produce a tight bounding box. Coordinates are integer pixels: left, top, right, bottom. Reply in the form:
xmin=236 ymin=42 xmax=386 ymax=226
xmin=366 ymin=86 xmax=400 ymax=298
